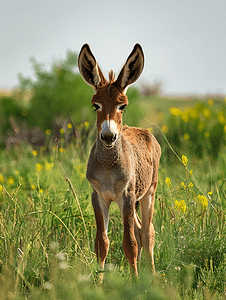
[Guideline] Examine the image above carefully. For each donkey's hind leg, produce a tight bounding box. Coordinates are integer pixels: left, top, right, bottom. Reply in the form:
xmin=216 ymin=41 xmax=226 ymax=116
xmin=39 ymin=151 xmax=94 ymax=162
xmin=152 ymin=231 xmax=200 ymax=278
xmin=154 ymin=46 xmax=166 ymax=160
xmin=140 ymin=183 xmax=157 ymax=272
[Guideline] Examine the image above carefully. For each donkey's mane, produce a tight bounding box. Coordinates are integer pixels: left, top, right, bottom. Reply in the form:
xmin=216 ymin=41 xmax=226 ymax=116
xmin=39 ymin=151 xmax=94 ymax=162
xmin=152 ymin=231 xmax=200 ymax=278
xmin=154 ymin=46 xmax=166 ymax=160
xmin=108 ymin=70 xmax=115 ymax=84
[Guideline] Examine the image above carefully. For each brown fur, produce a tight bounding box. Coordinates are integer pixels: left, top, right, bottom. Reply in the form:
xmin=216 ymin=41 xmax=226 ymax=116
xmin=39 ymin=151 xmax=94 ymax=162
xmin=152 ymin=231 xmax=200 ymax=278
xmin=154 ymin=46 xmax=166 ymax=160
xmin=78 ymin=44 xmax=161 ymax=276
xmin=108 ymin=70 xmax=115 ymax=84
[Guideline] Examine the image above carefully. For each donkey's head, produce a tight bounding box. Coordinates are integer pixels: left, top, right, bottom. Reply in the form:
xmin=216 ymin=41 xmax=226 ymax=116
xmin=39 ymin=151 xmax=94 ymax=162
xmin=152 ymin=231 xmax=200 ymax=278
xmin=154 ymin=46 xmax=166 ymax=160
xmin=78 ymin=44 xmax=144 ymax=148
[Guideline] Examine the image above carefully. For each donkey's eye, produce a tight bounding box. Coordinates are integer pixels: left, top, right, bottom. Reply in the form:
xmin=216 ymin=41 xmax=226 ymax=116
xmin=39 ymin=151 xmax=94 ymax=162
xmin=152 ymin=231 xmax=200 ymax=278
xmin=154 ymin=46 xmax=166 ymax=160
xmin=92 ymin=103 xmax=101 ymax=111
xmin=118 ymin=104 xmax=127 ymax=111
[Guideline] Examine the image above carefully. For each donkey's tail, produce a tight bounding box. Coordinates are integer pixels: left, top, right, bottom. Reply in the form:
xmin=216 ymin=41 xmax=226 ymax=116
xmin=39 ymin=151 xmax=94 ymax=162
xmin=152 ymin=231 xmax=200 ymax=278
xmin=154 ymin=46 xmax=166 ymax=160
xmin=135 ymin=201 xmax=142 ymax=226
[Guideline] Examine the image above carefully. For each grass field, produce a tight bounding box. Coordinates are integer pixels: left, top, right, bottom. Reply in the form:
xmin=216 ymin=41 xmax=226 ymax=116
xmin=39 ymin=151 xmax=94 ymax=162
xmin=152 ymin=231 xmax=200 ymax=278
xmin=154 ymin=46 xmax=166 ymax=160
xmin=0 ymin=95 xmax=226 ymax=299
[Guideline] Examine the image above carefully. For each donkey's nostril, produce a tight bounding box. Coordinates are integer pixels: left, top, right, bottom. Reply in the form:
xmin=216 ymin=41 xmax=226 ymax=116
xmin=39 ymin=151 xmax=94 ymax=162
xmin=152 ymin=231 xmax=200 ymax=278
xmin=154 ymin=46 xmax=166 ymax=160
xmin=112 ymin=134 xmax=117 ymax=142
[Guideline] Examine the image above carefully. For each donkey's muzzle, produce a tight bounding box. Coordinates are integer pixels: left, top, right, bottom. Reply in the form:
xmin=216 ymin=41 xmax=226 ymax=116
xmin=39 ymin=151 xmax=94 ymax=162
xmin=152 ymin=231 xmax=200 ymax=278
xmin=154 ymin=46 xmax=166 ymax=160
xmin=100 ymin=132 xmax=117 ymax=148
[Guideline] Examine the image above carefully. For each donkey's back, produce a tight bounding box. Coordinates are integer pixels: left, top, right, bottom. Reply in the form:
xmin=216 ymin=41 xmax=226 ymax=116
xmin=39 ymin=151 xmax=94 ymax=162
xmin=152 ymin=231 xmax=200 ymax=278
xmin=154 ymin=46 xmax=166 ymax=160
xmin=121 ymin=125 xmax=161 ymax=201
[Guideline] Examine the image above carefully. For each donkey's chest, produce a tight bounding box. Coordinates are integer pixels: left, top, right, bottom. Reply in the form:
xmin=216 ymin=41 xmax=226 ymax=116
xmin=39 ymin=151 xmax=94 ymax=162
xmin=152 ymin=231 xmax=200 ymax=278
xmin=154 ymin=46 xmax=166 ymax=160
xmin=88 ymin=169 xmax=129 ymax=202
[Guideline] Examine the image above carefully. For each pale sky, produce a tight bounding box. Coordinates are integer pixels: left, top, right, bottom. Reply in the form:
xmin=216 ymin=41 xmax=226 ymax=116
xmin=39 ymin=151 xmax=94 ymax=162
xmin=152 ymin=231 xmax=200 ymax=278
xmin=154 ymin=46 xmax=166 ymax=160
xmin=1 ymin=0 xmax=226 ymax=95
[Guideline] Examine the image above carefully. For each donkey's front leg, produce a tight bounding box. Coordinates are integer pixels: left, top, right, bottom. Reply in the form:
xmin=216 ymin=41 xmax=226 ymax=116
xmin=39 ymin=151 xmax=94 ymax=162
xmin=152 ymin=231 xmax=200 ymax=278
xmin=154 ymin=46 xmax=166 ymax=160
xmin=122 ymin=194 xmax=138 ymax=276
xmin=92 ymin=191 xmax=110 ymax=276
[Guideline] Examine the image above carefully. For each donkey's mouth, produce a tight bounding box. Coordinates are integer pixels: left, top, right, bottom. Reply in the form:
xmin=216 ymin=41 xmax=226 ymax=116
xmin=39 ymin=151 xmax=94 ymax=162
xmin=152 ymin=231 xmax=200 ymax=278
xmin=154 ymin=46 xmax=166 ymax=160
xmin=104 ymin=143 xmax=114 ymax=149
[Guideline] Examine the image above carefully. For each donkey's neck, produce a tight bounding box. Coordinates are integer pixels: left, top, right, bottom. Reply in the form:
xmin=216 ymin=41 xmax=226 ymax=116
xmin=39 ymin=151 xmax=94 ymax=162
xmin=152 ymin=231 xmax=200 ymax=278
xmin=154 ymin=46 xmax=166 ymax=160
xmin=95 ymin=135 xmax=123 ymax=167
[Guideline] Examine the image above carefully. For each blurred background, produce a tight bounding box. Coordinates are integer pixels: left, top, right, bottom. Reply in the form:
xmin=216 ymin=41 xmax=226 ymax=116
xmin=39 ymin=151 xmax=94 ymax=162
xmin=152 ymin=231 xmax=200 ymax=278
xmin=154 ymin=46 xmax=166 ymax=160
xmin=0 ymin=0 xmax=226 ymax=158
xmin=1 ymin=0 xmax=226 ymax=93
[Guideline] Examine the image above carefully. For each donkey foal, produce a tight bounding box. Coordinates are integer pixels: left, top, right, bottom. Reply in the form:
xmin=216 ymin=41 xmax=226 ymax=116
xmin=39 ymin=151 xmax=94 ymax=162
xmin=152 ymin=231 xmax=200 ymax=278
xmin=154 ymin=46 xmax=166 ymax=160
xmin=78 ymin=44 xmax=161 ymax=276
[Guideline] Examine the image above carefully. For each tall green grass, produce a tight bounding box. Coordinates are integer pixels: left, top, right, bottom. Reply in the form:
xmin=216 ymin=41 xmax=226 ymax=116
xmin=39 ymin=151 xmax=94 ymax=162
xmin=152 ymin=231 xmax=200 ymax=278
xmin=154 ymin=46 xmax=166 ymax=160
xmin=158 ymin=98 xmax=226 ymax=160
xmin=0 ymin=123 xmax=225 ymax=299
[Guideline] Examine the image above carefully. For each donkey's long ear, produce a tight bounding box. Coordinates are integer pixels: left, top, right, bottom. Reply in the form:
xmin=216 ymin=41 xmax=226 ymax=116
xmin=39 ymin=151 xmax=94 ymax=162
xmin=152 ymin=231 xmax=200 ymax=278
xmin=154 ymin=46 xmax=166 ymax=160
xmin=116 ymin=44 xmax=144 ymax=91
xmin=78 ymin=44 xmax=107 ymax=89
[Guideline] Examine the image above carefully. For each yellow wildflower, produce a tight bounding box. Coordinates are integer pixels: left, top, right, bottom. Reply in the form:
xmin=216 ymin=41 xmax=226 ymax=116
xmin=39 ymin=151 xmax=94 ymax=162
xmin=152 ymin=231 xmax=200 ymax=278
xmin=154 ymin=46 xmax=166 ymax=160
xmin=84 ymin=121 xmax=89 ymax=127
xmin=184 ymin=133 xmax=190 ymax=141
xmin=8 ymin=177 xmax=15 ymax=185
xmin=203 ymin=109 xmax=211 ymax=118
xmin=189 ymin=169 xmax=193 ymax=176
xmin=208 ymin=191 xmax=212 ymax=195
xmin=0 ymin=174 xmax=4 ymax=183
xmin=181 ymin=111 xmax=189 ymax=122
xmin=197 ymin=194 xmax=208 ymax=210
xmin=208 ymin=99 xmax=213 ymax=106
xmin=81 ymin=173 xmax=86 ymax=180
xmin=33 ymin=150 xmax=38 ymax=156
xmin=165 ymin=177 xmax=172 ymax=188
xmin=180 ymin=182 xmax=186 ymax=189
xmin=60 ymin=128 xmax=64 ymax=134
xmin=170 ymin=107 xmax=181 ymax=116
xmin=31 ymin=184 xmax=35 ymax=190
xmin=39 ymin=188 xmax=44 ymax=194
xmin=218 ymin=112 xmax=226 ymax=124
xmin=182 ymin=155 xmax=188 ymax=166
xmin=45 ymin=129 xmax=51 ymax=135
xmin=45 ymin=162 xmax=54 ymax=171
xmin=67 ymin=123 xmax=73 ymax=129
xmin=59 ymin=147 xmax=64 ymax=153
xmin=0 ymin=185 xmax=3 ymax=192
xmin=175 ymin=200 xmax=186 ymax=213
xmin=161 ymin=125 xmax=169 ymax=134
xmin=188 ymin=182 xmax=193 ymax=188
xmin=36 ymin=163 xmax=43 ymax=172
